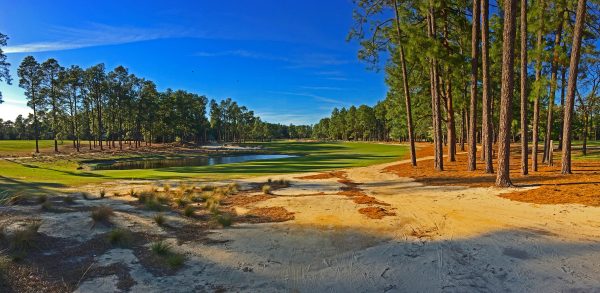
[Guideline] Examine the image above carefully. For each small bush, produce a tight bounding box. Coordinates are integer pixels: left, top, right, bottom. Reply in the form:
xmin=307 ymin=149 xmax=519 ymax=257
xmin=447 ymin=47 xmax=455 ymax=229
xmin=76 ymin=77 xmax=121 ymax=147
xmin=262 ymin=185 xmax=272 ymax=195
xmin=166 ymin=253 xmax=185 ymax=268
xmin=216 ymin=214 xmax=233 ymax=227
xmin=37 ymin=194 xmax=48 ymax=204
xmin=225 ymin=183 xmax=239 ymax=195
xmin=150 ymin=241 xmax=185 ymax=268
xmin=145 ymin=197 xmax=163 ymax=211
xmin=154 ymin=213 xmax=166 ymax=226
xmin=175 ymin=197 xmax=189 ymax=208
xmin=63 ymin=196 xmax=75 ymax=204
xmin=151 ymin=241 xmax=171 ymax=256
xmin=10 ymin=222 xmax=41 ymax=252
xmin=183 ymin=206 xmax=195 ymax=217
xmin=41 ymin=201 xmax=53 ymax=211
xmin=91 ymin=206 xmax=114 ymax=225
xmin=99 ymin=189 xmax=106 ymax=198
xmin=107 ymin=228 xmax=133 ymax=247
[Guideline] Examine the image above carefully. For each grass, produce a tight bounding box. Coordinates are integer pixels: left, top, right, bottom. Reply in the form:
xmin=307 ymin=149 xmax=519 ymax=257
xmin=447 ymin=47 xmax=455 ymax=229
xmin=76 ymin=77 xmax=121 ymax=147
xmin=183 ymin=206 xmax=195 ymax=217
xmin=262 ymin=185 xmax=272 ymax=195
xmin=0 ymin=141 xmax=408 ymax=194
xmin=9 ymin=222 xmax=41 ymax=253
xmin=91 ymin=206 xmax=114 ymax=225
xmin=150 ymin=241 xmax=185 ymax=268
xmin=215 ymin=213 xmax=233 ymax=227
xmin=107 ymin=228 xmax=133 ymax=247
xmin=0 ymin=140 xmax=61 ymax=155
xmin=153 ymin=213 xmax=166 ymax=226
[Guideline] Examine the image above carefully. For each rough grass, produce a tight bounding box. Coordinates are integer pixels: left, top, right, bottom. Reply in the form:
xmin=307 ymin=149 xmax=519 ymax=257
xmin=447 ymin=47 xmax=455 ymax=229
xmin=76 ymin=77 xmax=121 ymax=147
xmin=153 ymin=213 xmax=166 ymax=226
xmin=150 ymin=241 xmax=186 ymax=268
xmin=215 ymin=214 xmax=233 ymax=227
xmin=10 ymin=222 xmax=41 ymax=252
xmin=107 ymin=228 xmax=133 ymax=247
xmin=262 ymin=185 xmax=272 ymax=195
xmin=91 ymin=206 xmax=114 ymax=225
xmin=183 ymin=206 xmax=195 ymax=217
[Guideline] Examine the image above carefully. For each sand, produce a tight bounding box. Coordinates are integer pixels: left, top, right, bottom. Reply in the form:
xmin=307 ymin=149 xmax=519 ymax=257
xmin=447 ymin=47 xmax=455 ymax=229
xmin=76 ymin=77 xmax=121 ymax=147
xmin=6 ymin=152 xmax=600 ymax=292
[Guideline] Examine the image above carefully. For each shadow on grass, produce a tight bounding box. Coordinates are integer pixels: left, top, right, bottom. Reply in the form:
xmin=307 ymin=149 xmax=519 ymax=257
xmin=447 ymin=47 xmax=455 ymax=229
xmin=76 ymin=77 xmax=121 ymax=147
xmin=0 ymin=175 xmax=66 ymax=197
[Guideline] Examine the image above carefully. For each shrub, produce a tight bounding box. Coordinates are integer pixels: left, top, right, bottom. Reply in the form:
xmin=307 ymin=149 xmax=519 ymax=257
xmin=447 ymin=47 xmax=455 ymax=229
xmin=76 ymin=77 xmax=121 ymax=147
xmin=99 ymin=189 xmax=106 ymax=198
xmin=37 ymin=194 xmax=48 ymax=204
xmin=151 ymin=241 xmax=171 ymax=256
xmin=154 ymin=213 xmax=166 ymax=226
xmin=145 ymin=197 xmax=163 ymax=211
xmin=166 ymin=253 xmax=185 ymax=268
xmin=41 ymin=201 xmax=53 ymax=211
xmin=91 ymin=206 xmax=114 ymax=225
xmin=226 ymin=183 xmax=239 ymax=195
xmin=183 ymin=206 xmax=195 ymax=217
xmin=107 ymin=228 xmax=133 ymax=247
xmin=150 ymin=241 xmax=186 ymax=268
xmin=0 ymin=190 xmax=19 ymax=206
xmin=63 ymin=196 xmax=75 ymax=204
xmin=216 ymin=214 xmax=233 ymax=227
xmin=10 ymin=222 xmax=41 ymax=251
xmin=175 ymin=197 xmax=189 ymax=208
xmin=262 ymin=185 xmax=272 ymax=195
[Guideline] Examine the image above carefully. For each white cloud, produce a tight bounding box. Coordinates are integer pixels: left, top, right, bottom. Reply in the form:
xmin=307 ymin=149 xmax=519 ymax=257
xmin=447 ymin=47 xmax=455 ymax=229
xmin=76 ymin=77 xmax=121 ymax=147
xmin=0 ymin=98 xmax=30 ymax=121
xmin=4 ymin=23 xmax=195 ymax=54
xmin=268 ymin=90 xmax=349 ymax=106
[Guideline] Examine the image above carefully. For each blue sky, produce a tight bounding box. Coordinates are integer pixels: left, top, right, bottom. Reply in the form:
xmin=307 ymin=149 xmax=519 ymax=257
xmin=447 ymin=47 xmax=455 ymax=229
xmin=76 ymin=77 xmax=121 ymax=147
xmin=0 ymin=0 xmax=387 ymax=125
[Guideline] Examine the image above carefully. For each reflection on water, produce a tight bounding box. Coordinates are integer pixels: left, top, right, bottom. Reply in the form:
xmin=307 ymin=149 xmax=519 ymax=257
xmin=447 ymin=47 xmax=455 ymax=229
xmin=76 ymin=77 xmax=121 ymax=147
xmin=89 ymin=154 xmax=296 ymax=170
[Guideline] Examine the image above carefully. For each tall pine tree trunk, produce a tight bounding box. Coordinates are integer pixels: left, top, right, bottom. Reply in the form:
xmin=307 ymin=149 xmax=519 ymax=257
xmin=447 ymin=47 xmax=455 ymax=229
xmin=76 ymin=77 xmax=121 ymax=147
xmin=543 ymin=11 xmax=565 ymax=164
xmin=520 ymin=0 xmax=528 ymax=175
xmin=468 ymin=0 xmax=480 ymax=171
xmin=393 ymin=0 xmax=416 ymax=167
xmin=496 ymin=0 xmax=518 ymax=187
xmin=481 ymin=0 xmax=493 ymax=173
xmin=532 ymin=0 xmax=546 ymax=172
xmin=561 ymin=0 xmax=586 ymax=174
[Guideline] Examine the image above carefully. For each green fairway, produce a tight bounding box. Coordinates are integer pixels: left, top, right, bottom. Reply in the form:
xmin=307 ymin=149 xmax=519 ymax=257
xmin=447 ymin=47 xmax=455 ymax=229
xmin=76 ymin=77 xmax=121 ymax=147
xmin=0 ymin=140 xmax=64 ymax=155
xmin=0 ymin=141 xmax=407 ymax=195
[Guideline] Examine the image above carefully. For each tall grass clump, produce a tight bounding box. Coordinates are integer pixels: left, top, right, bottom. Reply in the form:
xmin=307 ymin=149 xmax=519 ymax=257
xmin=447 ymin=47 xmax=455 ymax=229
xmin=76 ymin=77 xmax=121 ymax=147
xmin=150 ymin=241 xmax=185 ymax=268
xmin=262 ymin=185 xmax=272 ymax=195
xmin=183 ymin=206 xmax=195 ymax=217
xmin=215 ymin=214 xmax=233 ymax=227
xmin=153 ymin=213 xmax=166 ymax=226
xmin=10 ymin=222 xmax=41 ymax=252
xmin=107 ymin=228 xmax=133 ymax=247
xmin=99 ymin=189 xmax=106 ymax=198
xmin=91 ymin=206 xmax=114 ymax=226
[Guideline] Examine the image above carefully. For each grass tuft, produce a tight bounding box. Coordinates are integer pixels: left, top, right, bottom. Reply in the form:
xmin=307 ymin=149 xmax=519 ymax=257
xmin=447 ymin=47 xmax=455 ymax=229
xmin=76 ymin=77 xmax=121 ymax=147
xmin=99 ymin=188 xmax=106 ymax=198
xmin=262 ymin=185 xmax=272 ymax=195
xmin=153 ymin=213 xmax=166 ymax=226
xmin=91 ymin=206 xmax=114 ymax=225
xmin=63 ymin=196 xmax=75 ymax=204
xmin=150 ymin=241 xmax=186 ymax=268
xmin=10 ymin=222 xmax=41 ymax=252
xmin=37 ymin=194 xmax=48 ymax=204
xmin=183 ymin=206 xmax=195 ymax=217
xmin=107 ymin=228 xmax=133 ymax=247
xmin=215 ymin=213 xmax=233 ymax=227
xmin=150 ymin=241 xmax=171 ymax=256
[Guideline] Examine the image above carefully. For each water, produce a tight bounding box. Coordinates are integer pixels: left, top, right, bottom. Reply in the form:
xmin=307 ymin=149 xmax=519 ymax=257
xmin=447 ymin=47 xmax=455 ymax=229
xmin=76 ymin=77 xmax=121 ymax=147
xmin=88 ymin=154 xmax=296 ymax=170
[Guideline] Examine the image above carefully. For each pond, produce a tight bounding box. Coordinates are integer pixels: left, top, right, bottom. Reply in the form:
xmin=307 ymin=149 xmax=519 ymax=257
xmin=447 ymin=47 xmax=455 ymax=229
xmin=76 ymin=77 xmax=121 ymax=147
xmin=87 ymin=154 xmax=296 ymax=170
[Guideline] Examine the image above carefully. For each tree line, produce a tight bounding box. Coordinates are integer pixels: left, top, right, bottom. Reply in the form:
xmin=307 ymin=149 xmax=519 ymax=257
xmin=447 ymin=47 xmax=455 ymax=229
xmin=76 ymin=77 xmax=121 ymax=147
xmin=0 ymin=50 xmax=312 ymax=152
xmin=348 ymin=0 xmax=598 ymax=186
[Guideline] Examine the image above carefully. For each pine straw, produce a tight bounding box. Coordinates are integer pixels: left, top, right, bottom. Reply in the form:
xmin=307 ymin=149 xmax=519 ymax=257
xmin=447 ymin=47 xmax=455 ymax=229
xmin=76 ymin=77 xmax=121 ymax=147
xmin=383 ymin=144 xmax=600 ymax=207
xmin=295 ymin=171 xmax=347 ymax=180
xmin=358 ymin=207 xmax=397 ymax=219
xmin=245 ymin=207 xmax=295 ymax=223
